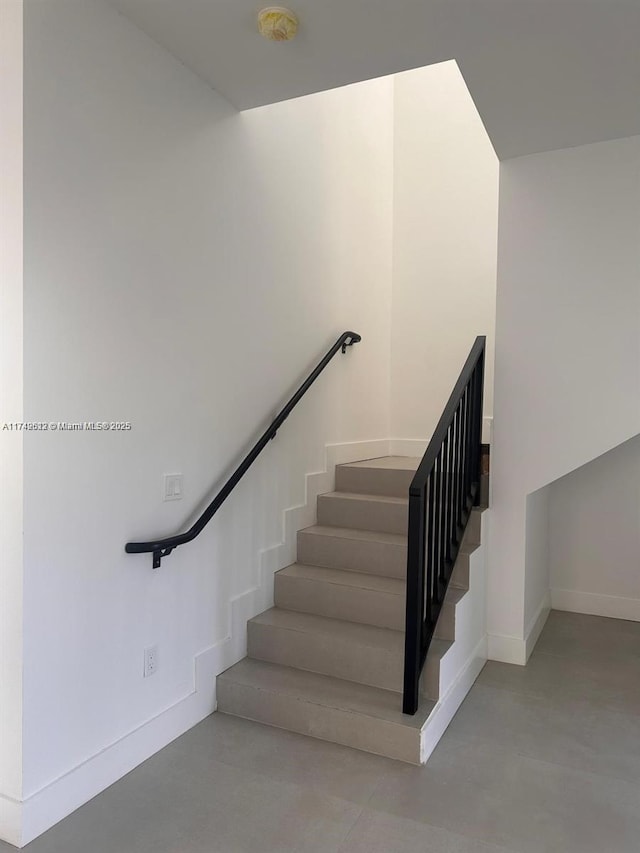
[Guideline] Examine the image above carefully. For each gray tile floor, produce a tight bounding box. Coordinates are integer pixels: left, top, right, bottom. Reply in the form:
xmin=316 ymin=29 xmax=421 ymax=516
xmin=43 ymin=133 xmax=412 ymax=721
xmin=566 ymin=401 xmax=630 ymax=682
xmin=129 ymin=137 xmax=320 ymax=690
xmin=5 ymin=611 xmax=640 ymax=852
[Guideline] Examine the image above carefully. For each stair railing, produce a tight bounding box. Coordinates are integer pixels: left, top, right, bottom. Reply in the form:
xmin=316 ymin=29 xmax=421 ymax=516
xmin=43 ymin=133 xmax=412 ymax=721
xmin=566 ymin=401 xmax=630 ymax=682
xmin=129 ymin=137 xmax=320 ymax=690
xmin=403 ymin=337 xmax=485 ymax=714
xmin=125 ymin=331 xmax=361 ymax=568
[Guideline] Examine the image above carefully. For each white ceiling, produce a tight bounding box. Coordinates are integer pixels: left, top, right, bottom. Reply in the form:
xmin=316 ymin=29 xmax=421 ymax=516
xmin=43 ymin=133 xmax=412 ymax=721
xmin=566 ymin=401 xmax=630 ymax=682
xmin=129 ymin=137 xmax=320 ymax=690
xmin=106 ymin=0 xmax=640 ymax=160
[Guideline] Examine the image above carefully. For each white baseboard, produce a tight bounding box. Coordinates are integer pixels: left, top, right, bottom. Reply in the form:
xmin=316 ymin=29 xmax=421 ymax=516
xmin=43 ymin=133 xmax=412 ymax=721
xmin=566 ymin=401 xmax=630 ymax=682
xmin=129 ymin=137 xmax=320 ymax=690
xmin=487 ymin=632 xmax=527 ymax=665
xmin=390 ymin=418 xmax=492 ymax=460
xmin=389 ymin=438 xmax=427 ymax=457
xmin=487 ymin=591 xmax=550 ymax=666
xmin=0 ymin=794 xmax=22 ymax=848
xmin=15 ymin=438 xmax=390 ymax=848
xmin=551 ymin=588 xmax=640 ymax=622
xmin=524 ymin=591 xmax=551 ymax=660
xmin=420 ymin=635 xmax=488 ymax=764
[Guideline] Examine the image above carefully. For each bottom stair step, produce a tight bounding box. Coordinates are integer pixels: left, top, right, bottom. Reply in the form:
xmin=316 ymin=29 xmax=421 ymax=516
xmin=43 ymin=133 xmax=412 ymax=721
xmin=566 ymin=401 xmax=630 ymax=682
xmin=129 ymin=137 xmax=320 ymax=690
xmin=248 ymin=608 xmax=405 ymax=692
xmin=217 ymin=658 xmax=434 ymax=764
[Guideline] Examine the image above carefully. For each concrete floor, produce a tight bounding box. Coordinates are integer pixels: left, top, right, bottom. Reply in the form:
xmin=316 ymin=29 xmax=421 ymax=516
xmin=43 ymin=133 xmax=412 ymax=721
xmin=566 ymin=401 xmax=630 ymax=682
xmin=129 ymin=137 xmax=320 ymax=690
xmin=5 ymin=610 xmax=640 ymax=852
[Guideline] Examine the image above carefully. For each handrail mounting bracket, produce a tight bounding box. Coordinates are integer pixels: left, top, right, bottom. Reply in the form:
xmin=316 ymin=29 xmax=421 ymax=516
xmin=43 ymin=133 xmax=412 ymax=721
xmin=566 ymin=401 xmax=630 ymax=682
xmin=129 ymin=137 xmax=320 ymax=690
xmin=341 ymin=333 xmax=361 ymax=354
xmin=153 ymin=547 xmax=174 ymax=569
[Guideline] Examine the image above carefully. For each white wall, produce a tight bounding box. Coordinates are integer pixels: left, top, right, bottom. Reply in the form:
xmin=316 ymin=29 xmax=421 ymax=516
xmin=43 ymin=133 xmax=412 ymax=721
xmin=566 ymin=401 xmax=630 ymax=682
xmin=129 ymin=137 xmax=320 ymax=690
xmin=490 ymin=135 xmax=640 ymax=661
xmin=550 ymin=435 xmax=640 ymax=621
xmin=0 ymin=0 xmax=24 ymax=845
xmin=19 ymin=10 xmax=501 ymax=843
xmin=390 ymin=61 xmax=499 ymax=441
xmin=21 ymin=0 xmax=393 ymax=842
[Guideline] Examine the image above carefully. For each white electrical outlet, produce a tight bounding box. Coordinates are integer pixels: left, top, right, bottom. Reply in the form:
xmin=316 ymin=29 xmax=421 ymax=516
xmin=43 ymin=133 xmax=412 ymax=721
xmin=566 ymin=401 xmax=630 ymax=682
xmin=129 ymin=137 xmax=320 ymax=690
xmin=143 ymin=645 xmax=158 ymax=678
xmin=163 ymin=474 xmax=183 ymax=502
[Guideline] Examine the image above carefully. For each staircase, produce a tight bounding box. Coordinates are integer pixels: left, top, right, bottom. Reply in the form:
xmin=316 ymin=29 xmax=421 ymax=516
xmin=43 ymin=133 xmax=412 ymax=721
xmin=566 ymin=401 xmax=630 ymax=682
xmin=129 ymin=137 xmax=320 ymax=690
xmin=217 ymin=456 xmax=484 ymax=764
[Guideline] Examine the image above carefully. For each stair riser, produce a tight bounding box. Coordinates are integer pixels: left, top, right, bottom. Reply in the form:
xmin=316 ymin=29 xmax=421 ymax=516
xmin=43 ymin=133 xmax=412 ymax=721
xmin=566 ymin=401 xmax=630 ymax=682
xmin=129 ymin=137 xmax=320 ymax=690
xmin=296 ymin=531 xmax=406 ymax=578
xmin=335 ymin=466 xmax=414 ymax=498
xmin=217 ymin=683 xmax=421 ymax=764
xmin=248 ymin=622 xmax=403 ymax=692
xmin=275 ymin=574 xmax=404 ymax=630
xmin=317 ymin=495 xmax=408 ymax=535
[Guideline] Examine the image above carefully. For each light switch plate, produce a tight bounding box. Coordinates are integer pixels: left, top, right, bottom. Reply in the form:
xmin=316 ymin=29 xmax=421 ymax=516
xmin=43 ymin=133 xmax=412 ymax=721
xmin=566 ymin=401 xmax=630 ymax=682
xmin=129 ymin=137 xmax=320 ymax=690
xmin=163 ymin=473 xmax=183 ymax=501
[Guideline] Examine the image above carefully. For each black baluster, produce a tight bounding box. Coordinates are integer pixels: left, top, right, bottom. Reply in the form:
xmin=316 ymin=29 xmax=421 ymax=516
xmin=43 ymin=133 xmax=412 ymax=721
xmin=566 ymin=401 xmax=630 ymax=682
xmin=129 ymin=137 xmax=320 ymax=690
xmin=403 ymin=489 xmax=425 ymax=715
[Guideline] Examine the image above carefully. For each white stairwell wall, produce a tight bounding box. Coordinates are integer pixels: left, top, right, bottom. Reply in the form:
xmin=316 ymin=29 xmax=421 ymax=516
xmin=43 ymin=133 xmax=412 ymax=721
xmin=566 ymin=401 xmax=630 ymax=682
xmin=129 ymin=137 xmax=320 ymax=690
xmin=490 ymin=135 xmax=640 ymax=662
xmin=19 ymin=0 xmax=393 ymax=844
xmin=390 ymin=62 xmax=499 ymax=443
xmin=13 ymin=3 xmax=499 ymax=844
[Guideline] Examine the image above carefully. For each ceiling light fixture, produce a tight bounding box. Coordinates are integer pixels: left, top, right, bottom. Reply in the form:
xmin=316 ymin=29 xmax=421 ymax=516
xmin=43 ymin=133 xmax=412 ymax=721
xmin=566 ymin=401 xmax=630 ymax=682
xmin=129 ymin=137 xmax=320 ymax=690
xmin=257 ymin=7 xmax=299 ymax=42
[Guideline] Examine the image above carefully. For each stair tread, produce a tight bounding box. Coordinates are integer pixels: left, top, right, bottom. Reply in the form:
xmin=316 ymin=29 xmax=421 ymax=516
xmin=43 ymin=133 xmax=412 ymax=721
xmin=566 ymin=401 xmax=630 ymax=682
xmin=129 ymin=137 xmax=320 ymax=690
xmin=250 ymin=607 xmax=405 ymax=652
xmin=320 ymin=491 xmax=409 ymax=506
xmin=278 ymin=563 xmax=405 ymax=595
xmin=338 ymin=456 xmax=421 ymax=471
xmin=299 ymin=524 xmax=407 ymax=546
xmin=219 ymin=658 xmax=433 ymax=728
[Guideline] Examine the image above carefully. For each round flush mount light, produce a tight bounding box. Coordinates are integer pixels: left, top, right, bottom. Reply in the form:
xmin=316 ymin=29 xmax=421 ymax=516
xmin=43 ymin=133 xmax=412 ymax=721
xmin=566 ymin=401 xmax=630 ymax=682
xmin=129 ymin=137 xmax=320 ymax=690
xmin=257 ymin=7 xmax=299 ymax=41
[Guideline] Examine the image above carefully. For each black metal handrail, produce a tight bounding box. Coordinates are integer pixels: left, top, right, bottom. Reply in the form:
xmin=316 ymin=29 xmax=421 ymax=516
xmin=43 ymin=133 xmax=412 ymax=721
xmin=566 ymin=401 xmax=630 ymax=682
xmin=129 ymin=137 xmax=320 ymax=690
xmin=126 ymin=331 xmax=361 ymax=568
xmin=403 ymin=336 xmax=485 ymax=714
